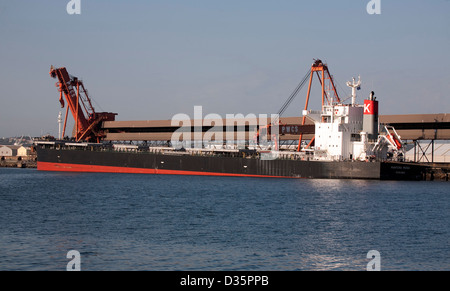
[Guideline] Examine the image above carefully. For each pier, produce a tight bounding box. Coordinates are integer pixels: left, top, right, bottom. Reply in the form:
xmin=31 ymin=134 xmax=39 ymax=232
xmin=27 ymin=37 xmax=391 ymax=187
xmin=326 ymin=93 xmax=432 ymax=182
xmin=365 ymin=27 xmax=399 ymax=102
xmin=0 ymin=157 xmax=37 ymax=169
xmin=424 ymin=163 xmax=450 ymax=181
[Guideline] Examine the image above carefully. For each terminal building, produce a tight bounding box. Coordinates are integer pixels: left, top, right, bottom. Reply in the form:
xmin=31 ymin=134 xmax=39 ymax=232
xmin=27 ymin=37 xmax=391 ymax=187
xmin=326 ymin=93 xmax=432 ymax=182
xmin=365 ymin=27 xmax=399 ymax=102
xmin=0 ymin=145 xmax=19 ymax=157
xmin=0 ymin=145 xmax=31 ymax=157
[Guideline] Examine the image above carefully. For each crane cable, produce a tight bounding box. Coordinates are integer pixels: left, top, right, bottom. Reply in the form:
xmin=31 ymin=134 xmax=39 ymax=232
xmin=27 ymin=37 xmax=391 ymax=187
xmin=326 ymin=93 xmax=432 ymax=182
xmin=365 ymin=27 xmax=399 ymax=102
xmin=273 ymin=69 xmax=311 ymax=124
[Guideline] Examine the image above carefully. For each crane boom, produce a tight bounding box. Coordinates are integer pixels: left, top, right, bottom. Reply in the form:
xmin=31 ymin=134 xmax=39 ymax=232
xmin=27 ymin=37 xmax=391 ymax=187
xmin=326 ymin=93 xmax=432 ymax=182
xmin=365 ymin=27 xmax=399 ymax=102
xmin=50 ymin=66 xmax=117 ymax=143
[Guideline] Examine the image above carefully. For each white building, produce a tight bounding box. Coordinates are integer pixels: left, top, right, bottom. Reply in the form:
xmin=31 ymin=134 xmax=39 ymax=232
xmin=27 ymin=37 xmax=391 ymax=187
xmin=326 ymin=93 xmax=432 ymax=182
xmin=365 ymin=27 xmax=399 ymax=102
xmin=0 ymin=145 xmax=19 ymax=157
xmin=17 ymin=146 xmax=31 ymax=157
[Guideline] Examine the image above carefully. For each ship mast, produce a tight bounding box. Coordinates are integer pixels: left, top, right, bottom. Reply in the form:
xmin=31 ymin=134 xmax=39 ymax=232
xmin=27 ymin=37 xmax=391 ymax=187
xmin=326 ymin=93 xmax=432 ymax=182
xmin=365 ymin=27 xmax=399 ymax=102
xmin=346 ymin=76 xmax=361 ymax=106
xmin=58 ymin=111 xmax=62 ymax=139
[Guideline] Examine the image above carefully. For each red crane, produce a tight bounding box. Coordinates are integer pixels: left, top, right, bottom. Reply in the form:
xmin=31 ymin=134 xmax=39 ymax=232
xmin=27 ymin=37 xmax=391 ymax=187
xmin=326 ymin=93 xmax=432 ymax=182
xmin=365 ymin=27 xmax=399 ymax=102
xmin=297 ymin=59 xmax=340 ymax=151
xmin=50 ymin=66 xmax=117 ymax=143
xmin=254 ymin=59 xmax=340 ymax=152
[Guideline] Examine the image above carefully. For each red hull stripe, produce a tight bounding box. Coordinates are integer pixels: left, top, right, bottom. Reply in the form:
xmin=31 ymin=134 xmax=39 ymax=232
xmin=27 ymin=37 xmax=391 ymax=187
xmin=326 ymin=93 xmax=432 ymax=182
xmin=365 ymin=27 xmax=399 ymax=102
xmin=37 ymin=161 xmax=293 ymax=179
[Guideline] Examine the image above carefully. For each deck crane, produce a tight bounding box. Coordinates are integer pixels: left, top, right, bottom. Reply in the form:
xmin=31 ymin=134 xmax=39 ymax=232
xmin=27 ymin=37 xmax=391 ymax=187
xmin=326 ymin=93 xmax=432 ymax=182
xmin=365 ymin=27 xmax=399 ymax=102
xmin=50 ymin=66 xmax=117 ymax=143
xmin=254 ymin=68 xmax=311 ymax=150
xmin=297 ymin=59 xmax=341 ymax=151
xmin=255 ymin=59 xmax=340 ymax=152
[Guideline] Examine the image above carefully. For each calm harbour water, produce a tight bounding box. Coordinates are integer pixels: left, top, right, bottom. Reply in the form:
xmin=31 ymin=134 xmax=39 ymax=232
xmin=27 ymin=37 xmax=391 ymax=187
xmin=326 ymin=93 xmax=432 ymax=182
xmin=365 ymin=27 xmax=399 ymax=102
xmin=0 ymin=168 xmax=449 ymax=271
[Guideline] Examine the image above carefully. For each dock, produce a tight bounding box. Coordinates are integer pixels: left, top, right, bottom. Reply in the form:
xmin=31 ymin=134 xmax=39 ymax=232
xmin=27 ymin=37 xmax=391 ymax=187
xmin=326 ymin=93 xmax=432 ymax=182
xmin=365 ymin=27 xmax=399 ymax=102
xmin=0 ymin=157 xmax=37 ymax=169
xmin=424 ymin=163 xmax=450 ymax=181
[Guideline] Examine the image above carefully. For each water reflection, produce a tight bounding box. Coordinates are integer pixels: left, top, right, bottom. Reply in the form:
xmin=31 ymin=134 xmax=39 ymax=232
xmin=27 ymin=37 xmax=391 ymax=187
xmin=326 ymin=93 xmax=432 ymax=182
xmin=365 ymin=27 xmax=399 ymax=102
xmin=1 ymin=169 xmax=449 ymax=270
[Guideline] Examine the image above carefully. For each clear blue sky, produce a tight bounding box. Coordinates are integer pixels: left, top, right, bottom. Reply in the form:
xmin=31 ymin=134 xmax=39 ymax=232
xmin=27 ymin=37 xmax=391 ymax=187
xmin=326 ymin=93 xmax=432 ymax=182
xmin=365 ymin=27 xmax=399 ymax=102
xmin=0 ymin=0 xmax=449 ymax=137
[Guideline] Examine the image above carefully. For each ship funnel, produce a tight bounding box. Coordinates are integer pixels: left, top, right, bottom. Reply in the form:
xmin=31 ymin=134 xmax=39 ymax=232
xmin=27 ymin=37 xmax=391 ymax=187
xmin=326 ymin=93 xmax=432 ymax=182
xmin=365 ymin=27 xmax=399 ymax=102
xmin=363 ymin=91 xmax=379 ymax=140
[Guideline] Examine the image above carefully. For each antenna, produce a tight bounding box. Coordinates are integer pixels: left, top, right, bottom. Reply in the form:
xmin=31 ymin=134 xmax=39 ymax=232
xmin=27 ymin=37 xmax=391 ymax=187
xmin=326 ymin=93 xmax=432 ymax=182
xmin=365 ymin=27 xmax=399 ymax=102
xmin=346 ymin=76 xmax=361 ymax=106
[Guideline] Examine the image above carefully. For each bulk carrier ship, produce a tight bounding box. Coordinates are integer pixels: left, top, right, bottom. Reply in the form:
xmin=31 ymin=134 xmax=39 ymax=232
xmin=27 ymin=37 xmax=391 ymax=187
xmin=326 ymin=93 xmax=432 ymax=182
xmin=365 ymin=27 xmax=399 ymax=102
xmin=34 ymin=60 xmax=427 ymax=180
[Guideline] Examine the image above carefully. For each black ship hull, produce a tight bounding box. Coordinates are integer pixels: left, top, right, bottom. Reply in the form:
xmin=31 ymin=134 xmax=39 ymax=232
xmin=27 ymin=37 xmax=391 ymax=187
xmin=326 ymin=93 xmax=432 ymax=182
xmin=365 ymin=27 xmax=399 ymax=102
xmin=36 ymin=147 xmax=427 ymax=180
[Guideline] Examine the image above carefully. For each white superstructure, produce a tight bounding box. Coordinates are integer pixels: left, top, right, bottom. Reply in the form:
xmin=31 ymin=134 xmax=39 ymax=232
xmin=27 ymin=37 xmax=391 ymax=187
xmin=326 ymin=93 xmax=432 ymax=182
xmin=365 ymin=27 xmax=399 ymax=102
xmin=303 ymin=78 xmax=404 ymax=161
